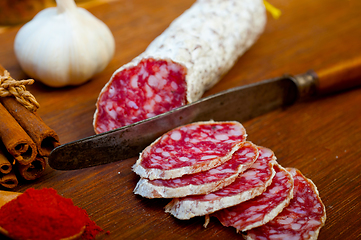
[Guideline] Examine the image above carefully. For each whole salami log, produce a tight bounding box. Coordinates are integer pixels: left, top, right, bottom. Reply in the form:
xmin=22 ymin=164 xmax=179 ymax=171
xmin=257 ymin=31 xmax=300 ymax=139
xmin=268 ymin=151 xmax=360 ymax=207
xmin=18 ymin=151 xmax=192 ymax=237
xmin=93 ymin=0 xmax=266 ymax=133
xmin=132 ymin=121 xmax=247 ymax=180
xmin=134 ymin=141 xmax=258 ymax=198
xmin=244 ymin=168 xmax=326 ymax=240
xmin=213 ymin=163 xmax=294 ymax=232
xmin=165 ymin=146 xmax=276 ymax=219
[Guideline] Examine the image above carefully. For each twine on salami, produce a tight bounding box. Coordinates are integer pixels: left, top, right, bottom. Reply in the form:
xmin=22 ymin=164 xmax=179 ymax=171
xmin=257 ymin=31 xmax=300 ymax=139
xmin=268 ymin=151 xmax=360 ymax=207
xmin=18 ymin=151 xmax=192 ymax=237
xmin=0 ymin=70 xmax=39 ymax=112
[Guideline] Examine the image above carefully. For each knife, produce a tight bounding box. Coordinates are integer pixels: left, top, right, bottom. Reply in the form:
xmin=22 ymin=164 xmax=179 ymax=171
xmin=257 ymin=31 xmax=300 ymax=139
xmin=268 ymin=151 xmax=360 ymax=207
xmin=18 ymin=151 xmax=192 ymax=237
xmin=48 ymin=57 xmax=361 ymax=170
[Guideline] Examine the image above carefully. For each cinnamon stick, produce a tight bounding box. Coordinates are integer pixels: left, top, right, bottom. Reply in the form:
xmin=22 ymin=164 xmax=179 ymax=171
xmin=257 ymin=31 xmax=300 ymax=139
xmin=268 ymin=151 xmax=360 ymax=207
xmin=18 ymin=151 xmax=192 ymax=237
xmin=17 ymin=155 xmax=46 ymax=181
xmin=1 ymin=97 xmax=60 ymax=157
xmin=0 ymin=144 xmax=12 ymax=174
xmin=0 ymin=103 xmax=37 ymax=165
xmin=0 ymin=65 xmax=60 ymax=157
xmin=0 ymin=171 xmax=18 ymax=189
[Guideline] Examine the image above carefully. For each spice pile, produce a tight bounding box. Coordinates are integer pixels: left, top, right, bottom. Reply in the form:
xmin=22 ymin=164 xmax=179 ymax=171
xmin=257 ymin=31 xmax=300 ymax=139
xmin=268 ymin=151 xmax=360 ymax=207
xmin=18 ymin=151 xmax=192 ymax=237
xmin=0 ymin=65 xmax=60 ymax=188
xmin=0 ymin=188 xmax=104 ymax=240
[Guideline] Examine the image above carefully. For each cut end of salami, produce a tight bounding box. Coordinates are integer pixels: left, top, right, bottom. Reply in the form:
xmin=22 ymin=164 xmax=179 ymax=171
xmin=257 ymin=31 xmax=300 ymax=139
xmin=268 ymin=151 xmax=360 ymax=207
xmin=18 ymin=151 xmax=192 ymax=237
xmin=94 ymin=58 xmax=187 ymax=133
xmin=132 ymin=121 xmax=247 ymax=180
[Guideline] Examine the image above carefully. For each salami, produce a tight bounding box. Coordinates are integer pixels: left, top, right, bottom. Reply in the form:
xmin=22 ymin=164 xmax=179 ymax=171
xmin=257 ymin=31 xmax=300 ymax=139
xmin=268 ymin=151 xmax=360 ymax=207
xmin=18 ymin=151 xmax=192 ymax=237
xmin=213 ymin=163 xmax=294 ymax=232
xmin=93 ymin=0 xmax=266 ymax=133
xmin=164 ymin=146 xmax=276 ymax=219
xmin=244 ymin=168 xmax=326 ymax=240
xmin=134 ymin=141 xmax=258 ymax=198
xmin=132 ymin=121 xmax=247 ymax=180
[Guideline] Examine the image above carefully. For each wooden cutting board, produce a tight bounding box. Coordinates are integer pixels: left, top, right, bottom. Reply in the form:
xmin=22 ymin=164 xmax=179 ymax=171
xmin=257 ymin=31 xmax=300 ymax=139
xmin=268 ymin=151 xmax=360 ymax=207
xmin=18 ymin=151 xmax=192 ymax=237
xmin=1 ymin=0 xmax=361 ymax=239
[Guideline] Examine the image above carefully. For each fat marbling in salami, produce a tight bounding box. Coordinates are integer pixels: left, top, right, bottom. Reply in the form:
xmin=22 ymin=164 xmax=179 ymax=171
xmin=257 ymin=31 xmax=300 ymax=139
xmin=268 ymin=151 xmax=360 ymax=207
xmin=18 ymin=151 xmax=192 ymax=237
xmin=244 ymin=168 xmax=326 ymax=240
xmin=134 ymin=141 xmax=258 ymax=198
xmin=213 ymin=163 xmax=294 ymax=232
xmin=164 ymin=146 xmax=276 ymax=219
xmin=93 ymin=0 xmax=266 ymax=133
xmin=132 ymin=121 xmax=247 ymax=180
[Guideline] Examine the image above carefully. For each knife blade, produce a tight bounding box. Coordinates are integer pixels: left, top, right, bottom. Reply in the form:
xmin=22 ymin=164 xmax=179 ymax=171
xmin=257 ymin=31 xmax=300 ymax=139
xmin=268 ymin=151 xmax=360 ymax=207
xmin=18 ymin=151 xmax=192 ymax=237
xmin=48 ymin=74 xmax=305 ymax=170
xmin=48 ymin=58 xmax=361 ymax=170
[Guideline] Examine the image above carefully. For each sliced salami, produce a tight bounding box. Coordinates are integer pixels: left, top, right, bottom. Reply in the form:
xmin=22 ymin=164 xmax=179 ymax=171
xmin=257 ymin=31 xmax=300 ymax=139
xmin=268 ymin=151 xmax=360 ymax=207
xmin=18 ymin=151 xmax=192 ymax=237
xmin=93 ymin=0 xmax=266 ymax=133
xmin=165 ymin=146 xmax=276 ymax=219
xmin=134 ymin=141 xmax=258 ymax=198
xmin=213 ymin=163 xmax=294 ymax=232
xmin=132 ymin=121 xmax=247 ymax=180
xmin=244 ymin=168 xmax=326 ymax=240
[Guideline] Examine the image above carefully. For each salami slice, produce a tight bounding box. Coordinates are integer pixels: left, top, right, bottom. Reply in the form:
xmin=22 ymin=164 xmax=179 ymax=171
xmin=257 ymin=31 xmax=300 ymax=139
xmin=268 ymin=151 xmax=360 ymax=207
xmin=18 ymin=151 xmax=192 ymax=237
xmin=165 ymin=146 xmax=276 ymax=219
xmin=244 ymin=168 xmax=326 ymax=240
xmin=93 ymin=0 xmax=266 ymax=133
xmin=213 ymin=163 xmax=294 ymax=232
xmin=132 ymin=121 xmax=247 ymax=180
xmin=134 ymin=141 xmax=258 ymax=198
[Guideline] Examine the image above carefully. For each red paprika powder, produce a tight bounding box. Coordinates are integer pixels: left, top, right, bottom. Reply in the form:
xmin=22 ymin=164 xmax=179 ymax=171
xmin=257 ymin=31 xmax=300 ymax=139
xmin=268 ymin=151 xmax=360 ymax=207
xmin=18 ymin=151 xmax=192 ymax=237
xmin=0 ymin=188 xmax=104 ymax=240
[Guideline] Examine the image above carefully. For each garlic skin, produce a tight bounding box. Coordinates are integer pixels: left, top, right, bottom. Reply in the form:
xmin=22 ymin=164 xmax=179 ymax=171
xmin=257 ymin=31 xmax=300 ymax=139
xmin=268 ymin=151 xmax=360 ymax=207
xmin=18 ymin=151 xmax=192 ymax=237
xmin=14 ymin=0 xmax=115 ymax=87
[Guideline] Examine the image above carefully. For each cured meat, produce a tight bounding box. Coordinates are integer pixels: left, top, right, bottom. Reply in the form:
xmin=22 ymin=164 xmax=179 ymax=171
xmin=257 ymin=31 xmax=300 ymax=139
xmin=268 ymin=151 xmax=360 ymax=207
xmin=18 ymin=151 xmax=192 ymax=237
xmin=244 ymin=168 xmax=326 ymax=240
xmin=94 ymin=59 xmax=187 ymax=132
xmin=213 ymin=163 xmax=294 ymax=232
xmin=134 ymin=141 xmax=258 ymax=198
xmin=165 ymin=146 xmax=276 ymax=219
xmin=93 ymin=0 xmax=266 ymax=133
xmin=132 ymin=121 xmax=247 ymax=180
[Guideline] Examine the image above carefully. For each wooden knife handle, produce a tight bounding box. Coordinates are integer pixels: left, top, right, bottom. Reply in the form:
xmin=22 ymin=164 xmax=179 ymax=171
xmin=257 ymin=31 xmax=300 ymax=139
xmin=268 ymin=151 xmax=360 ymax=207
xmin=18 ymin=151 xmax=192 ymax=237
xmin=314 ymin=57 xmax=361 ymax=95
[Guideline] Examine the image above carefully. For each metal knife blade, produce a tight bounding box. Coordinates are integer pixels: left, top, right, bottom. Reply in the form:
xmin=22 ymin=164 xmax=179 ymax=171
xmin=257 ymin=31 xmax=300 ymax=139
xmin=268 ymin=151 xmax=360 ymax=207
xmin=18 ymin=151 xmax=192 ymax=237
xmin=48 ymin=73 xmax=314 ymax=170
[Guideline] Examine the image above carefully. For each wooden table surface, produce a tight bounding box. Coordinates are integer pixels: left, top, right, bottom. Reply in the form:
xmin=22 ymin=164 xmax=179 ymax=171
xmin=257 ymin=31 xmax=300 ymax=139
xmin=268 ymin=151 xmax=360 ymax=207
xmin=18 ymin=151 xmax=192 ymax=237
xmin=1 ymin=0 xmax=361 ymax=239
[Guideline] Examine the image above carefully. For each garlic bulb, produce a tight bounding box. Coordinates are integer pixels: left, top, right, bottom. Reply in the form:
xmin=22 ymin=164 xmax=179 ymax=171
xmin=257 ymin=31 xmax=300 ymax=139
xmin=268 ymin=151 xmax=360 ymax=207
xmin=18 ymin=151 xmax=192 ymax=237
xmin=14 ymin=0 xmax=115 ymax=87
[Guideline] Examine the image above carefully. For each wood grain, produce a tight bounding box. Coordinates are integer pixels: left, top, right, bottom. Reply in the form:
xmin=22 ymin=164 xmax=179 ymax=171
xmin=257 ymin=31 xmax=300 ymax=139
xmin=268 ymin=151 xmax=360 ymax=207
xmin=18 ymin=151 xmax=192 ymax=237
xmin=1 ymin=0 xmax=361 ymax=239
